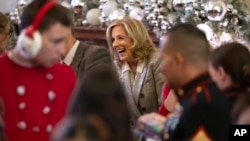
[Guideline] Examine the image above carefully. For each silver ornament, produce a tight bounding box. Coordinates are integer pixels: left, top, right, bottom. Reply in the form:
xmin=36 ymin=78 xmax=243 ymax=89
xmin=71 ymin=0 xmax=88 ymax=16
xmin=205 ymin=0 xmax=227 ymax=21
xmin=150 ymin=19 xmax=159 ymax=26
xmin=222 ymin=20 xmax=229 ymax=27
xmin=172 ymin=0 xmax=189 ymax=11
xmin=146 ymin=13 xmax=156 ymax=21
xmin=154 ymin=7 xmax=160 ymax=15
xmin=81 ymin=20 xmax=89 ymax=27
xmin=150 ymin=0 xmax=157 ymax=3
xmin=71 ymin=0 xmax=86 ymax=7
xmin=226 ymin=4 xmax=233 ymax=12
xmin=232 ymin=9 xmax=238 ymax=15
xmin=199 ymin=10 xmax=206 ymax=18
xmin=158 ymin=15 xmax=164 ymax=21
xmin=158 ymin=0 xmax=165 ymax=6
xmin=123 ymin=3 xmax=130 ymax=11
xmin=161 ymin=20 xmax=170 ymax=31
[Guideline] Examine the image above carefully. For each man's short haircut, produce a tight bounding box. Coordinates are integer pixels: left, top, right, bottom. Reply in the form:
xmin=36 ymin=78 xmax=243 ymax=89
xmin=20 ymin=0 xmax=73 ymax=33
xmin=163 ymin=23 xmax=211 ymax=66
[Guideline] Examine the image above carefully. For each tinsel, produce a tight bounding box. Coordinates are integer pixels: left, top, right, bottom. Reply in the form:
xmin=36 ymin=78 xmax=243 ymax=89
xmin=5 ymin=0 xmax=250 ymax=48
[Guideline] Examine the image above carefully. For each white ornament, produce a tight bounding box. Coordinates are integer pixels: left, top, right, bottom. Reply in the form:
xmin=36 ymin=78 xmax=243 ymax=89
xmin=46 ymin=124 xmax=53 ymax=133
xmin=48 ymin=90 xmax=56 ymax=101
xmin=0 ymin=0 xmax=18 ymax=13
xmin=86 ymin=8 xmax=101 ymax=26
xmin=197 ymin=24 xmax=213 ymax=40
xmin=61 ymin=1 xmax=71 ymax=8
xmin=32 ymin=126 xmax=40 ymax=132
xmin=18 ymin=102 xmax=26 ymax=110
xmin=220 ymin=32 xmax=232 ymax=43
xmin=16 ymin=86 xmax=25 ymax=96
xmin=17 ymin=121 xmax=27 ymax=130
xmin=18 ymin=0 xmax=32 ymax=6
xmin=46 ymin=73 xmax=53 ymax=80
xmin=129 ymin=7 xmax=145 ymax=21
xmin=70 ymin=0 xmax=85 ymax=7
xmin=102 ymin=1 xmax=118 ymax=16
xmin=109 ymin=9 xmax=126 ymax=21
xmin=43 ymin=106 xmax=51 ymax=115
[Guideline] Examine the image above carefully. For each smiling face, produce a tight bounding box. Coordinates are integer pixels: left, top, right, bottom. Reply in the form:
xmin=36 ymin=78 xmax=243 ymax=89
xmin=111 ymin=24 xmax=135 ymax=63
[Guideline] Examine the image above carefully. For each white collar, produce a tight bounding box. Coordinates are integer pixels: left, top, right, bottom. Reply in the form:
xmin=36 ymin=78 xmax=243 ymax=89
xmin=121 ymin=60 xmax=145 ymax=74
xmin=63 ymin=40 xmax=80 ymax=65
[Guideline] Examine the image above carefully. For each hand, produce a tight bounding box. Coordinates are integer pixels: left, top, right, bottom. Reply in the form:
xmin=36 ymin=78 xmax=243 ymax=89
xmin=138 ymin=113 xmax=167 ymax=124
xmin=135 ymin=113 xmax=167 ymax=140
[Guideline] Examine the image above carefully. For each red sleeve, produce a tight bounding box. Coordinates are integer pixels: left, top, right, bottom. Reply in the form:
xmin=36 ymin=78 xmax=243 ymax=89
xmin=158 ymin=84 xmax=170 ymax=116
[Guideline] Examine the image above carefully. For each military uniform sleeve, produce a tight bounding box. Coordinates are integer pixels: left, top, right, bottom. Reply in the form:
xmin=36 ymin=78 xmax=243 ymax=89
xmin=169 ymin=103 xmax=229 ymax=141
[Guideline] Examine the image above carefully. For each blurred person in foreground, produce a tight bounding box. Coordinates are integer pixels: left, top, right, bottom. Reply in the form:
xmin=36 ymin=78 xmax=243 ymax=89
xmin=137 ymin=23 xmax=230 ymax=141
xmin=52 ymin=64 xmax=135 ymax=141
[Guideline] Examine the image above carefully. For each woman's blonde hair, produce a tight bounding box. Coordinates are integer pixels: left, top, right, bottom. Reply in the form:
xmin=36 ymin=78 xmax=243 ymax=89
xmin=106 ymin=17 xmax=156 ymax=67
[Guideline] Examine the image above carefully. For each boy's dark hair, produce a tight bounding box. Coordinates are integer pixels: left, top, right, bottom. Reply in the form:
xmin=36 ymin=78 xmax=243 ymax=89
xmin=20 ymin=0 xmax=74 ymax=32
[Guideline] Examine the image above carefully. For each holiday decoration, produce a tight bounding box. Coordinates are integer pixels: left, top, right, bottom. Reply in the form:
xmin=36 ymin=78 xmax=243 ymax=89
xmin=109 ymin=9 xmax=126 ymax=21
xmin=4 ymin=0 xmax=250 ymax=48
xmin=129 ymin=7 xmax=144 ymax=21
xmin=205 ymin=0 xmax=227 ymax=21
xmin=86 ymin=8 xmax=101 ymax=25
xmin=102 ymin=0 xmax=118 ymax=16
